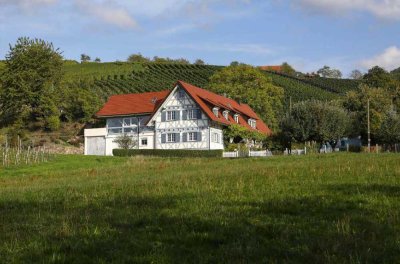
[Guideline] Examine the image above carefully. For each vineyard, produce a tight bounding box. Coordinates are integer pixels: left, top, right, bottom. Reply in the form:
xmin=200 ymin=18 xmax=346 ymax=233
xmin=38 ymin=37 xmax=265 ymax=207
xmin=62 ymin=62 xmax=357 ymax=104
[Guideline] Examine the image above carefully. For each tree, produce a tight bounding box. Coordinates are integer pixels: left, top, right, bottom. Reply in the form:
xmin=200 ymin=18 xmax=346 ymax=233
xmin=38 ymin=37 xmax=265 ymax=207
xmin=281 ymin=62 xmax=296 ymax=75
xmin=207 ymin=65 xmax=284 ymax=131
xmin=0 ymin=37 xmax=63 ymax=130
xmin=344 ymin=84 xmax=392 ymax=142
xmin=127 ymin=53 xmax=150 ymax=63
xmin=113 ymin=134 xmax=137 ymax=150
xmin=378 ymin=110 xmax=400 ymax=146
xmin=363 ymin=66 xmax=397 ymax=91
xmin=80 ymin=54 xmax=91 ymax=63
xmin=194 ymin=59 xmax=205 ymax=65
xmin=350 ymin=69 xmax=363 ymax=80
xmin=280 ymin=100 xmax=350 ymax=145
xmin=94 ymin=57 xmax=101 ymax=63
xmin=230 ymin=61 xmax=239 ymax=67
xmin=317 ymin=65 xmax=342 ymax=78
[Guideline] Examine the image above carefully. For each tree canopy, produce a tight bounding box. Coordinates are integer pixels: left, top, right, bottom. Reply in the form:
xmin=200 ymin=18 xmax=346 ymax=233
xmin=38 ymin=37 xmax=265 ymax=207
xmin=0 ymin=37 xmax=64 ymax=130
xmin=207 ymin=65 xmax=284 ymax=131
xmin=317 ymin=65 xmax=342 ymax=79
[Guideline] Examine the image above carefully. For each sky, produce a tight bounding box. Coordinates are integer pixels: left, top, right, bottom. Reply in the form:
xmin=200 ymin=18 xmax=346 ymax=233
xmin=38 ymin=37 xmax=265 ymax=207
xmin=0 ymin=0 xmax=400 ymax=76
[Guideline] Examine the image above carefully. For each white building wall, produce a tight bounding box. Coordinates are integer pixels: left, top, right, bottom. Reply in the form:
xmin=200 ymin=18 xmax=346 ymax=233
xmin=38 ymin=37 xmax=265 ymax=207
xmin=209 ymin=127 xmax=224 ymax=150
xmin=152 ymin=86 xmax=211 ymax=150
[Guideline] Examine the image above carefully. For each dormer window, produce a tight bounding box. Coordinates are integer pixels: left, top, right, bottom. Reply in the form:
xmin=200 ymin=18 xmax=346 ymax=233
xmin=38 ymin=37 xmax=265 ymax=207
xmin=223 ymin=110 xmax=229 ymax=120
xmin=213 ymin=107 xmax=219 ymax=117
xmin=234 ymin=114 xmax=239 ymax=123
xmin=248 ymin=119 xmax=256 ymax=128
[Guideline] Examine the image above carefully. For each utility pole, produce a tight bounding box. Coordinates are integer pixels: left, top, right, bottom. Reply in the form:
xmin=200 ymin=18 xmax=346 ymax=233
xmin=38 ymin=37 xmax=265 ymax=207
xmin=289 ymin=96 xmax=292 ymax=114
xmin=367 ymin=99 xmax=371 ymax=153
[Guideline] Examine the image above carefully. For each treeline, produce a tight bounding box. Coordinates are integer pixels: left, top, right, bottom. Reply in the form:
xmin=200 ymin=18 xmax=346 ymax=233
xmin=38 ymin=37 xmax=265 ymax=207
xmin=278 ymin=66 xmax=400 ymax=148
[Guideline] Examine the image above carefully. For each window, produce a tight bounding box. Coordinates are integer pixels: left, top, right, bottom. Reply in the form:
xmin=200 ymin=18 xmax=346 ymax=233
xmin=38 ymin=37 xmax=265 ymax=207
xmin=167 ymin=111 xmax=176 ymax=121
xmin=248 ymin=119 xmax=257 ymax=128
xmin=234 ymin=114 xmax=239 ymax=123
xmin=223 ymin=110 xmax=229 ymax=120
xmin=178 ymin=89 xmax=185 ymax=99
xmin=167 ymin=133 xmax=176 ymax=143
xmin=188 ymin=109 xmax=198 ymax=119
xmin=141 ymin=138 xmax=148 ymax=146
xmin=188 ymin=132 xmax=197 ymax=141
xmin=107 ymin=117 xmax=140 ymax=135
xmin=212 ymin=133 xmax=220 ymax=143
xmin=213 ymin=107 xmax=219 ymax=117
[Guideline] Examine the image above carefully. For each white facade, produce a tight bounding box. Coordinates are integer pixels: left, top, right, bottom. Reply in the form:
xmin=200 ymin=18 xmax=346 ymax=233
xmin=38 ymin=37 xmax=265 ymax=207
xmin=85 ymin=86 xmax=224 ymax=155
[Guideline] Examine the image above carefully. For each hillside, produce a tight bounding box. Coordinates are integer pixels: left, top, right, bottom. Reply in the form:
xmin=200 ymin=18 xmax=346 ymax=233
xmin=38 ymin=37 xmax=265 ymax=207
xmin=62 ymin=62 xmax=356 ymax=103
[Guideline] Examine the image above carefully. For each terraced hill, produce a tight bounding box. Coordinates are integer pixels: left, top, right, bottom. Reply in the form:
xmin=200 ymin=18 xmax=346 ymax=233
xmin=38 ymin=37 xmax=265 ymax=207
xmin=63 ymin=62 xmax=360 ymax=103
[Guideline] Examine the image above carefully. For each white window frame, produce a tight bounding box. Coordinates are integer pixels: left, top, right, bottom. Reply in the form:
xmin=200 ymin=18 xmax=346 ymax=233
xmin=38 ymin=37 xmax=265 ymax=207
xmin=248 ymin=119 xmax=257 ymax=128
xmin=234 ymin=114 xmax=239 ymax=123
xmin=188 ymin=132 xmax=197 ymax=142
xmin=167 ymin=111 xmax=176 ymax=121
xmin=188 ymin=109 xmax=197 ymax=120
xmin=223 ymin=110 xmax=229 ymax=120
xmin=212 ymin=132 xmax=220 ymax=143
xmin=108 ymin=117 xmax=138 ymax=135
xmin=213 ymin=107 xmax=219 ymax=117
xmin=167 ymin=133 xmax=176 ymax=143
xmin=141 ymin=138 xmax=148 ymax=146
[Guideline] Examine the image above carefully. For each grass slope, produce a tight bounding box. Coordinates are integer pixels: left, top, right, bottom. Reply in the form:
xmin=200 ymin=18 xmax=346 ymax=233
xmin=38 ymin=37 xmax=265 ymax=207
xmin=1 ymin=154 xmax=400 ymax=263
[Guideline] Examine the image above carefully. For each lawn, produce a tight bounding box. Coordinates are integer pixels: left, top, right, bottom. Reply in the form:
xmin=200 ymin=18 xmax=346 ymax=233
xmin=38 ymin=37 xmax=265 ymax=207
xmin=1 ymin=154 xmax=400 ymax=263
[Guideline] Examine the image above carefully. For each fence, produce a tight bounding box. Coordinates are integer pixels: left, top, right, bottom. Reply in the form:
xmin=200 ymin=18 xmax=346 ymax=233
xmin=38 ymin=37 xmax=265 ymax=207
xmin=222 ymin=150 xmax=273 ymax=158
xmin=284 ymin=148 xmax=307 ymax=155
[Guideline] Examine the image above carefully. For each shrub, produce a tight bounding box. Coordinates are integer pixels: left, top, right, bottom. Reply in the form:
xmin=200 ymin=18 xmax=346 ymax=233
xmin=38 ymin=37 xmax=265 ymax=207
xmin=113 ymin=149 xmax=223 ymax=158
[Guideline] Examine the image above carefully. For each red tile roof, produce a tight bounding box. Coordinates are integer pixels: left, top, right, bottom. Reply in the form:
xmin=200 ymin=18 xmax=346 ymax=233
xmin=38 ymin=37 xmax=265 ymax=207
xmin=177 ymin=81 xmax=271 ymax=135
xmin=96 ymin=90 xmax=169 ymax=117
xmin=96 ymin=81 xmax=271 ymax=135
xmin=259 ymin=65 xmax=283 ymax=72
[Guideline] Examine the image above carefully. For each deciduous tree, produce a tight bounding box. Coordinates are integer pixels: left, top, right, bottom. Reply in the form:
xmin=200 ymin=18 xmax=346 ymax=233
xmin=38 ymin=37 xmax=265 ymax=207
xmin=207 ymin=65 xmax=284 ymax=131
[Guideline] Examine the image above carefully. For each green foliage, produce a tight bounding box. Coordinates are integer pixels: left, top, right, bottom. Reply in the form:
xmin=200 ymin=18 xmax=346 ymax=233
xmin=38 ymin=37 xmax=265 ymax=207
xmin=127 ymin=53 xmax=150 ymax=63
xmin=378 ymin=110 xmax=400 ymax=144
xmin=207 ymin=65 xmax=284 ymax=131
xmin=113 ymin=134 xmax=137 ymax=150
xmin=350 ymin=69 xmax=363 ymax=80
xmin=80 ymin=54 xmax=91 ymax=63
xmin=363 ymin=66 xmax=395 ymax=90
xmin=344 ymin=84 xmax=393 ymax=141
xmin=317 ymin=65 xmax=343 ymax=78
xmin=194 ymin=59 xmax=205 ymax=65
xmin=281 ymin=62 xmax=296 ymax=75
xmin=224 ymin=124 xmax=266 ymax=144
xmin=45 ymin=115 xmax=61 ymax=131
xmin=281 ymin=100 xmax=350 ymax=143
xmin=0 ymin=37 xmax=63 ymax=128
xmin=113 ymin=149 xmax=223 ymax=157
xmin=60 ymin=87 xmax=102 ymax=122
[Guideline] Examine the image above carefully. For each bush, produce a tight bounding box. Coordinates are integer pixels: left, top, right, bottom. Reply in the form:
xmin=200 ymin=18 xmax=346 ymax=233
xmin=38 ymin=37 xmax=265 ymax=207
xmin=113 ymin=149 xmax=223 ymax=158
xmin=45 ymin=115 xmax=61 ymax=131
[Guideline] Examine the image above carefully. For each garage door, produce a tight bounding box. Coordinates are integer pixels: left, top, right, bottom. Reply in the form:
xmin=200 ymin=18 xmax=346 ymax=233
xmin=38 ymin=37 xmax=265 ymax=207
xmin=86 ymin=136 xmax=106 ymax=155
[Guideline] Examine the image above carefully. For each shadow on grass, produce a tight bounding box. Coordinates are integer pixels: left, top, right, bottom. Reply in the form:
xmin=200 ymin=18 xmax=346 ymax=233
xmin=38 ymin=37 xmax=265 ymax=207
xmin=1 ymin=192 xmax=399 ymax=263
xmin=327 ymin=183 xmax=400 ymax=197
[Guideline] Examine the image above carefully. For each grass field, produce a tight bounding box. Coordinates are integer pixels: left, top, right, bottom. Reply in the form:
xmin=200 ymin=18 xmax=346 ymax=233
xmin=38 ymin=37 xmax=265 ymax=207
xmin=1 ymin=154 xmax=400 ymax=263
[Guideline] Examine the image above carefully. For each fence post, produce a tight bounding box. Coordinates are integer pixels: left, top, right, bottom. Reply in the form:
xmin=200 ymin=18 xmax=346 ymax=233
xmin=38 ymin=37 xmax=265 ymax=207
xmin=304 ymin=146 xmax=307 ymax=155
xmin=376 ymin=144 xmax=378 ymax=154
xmin=346 ymin=143 xmax=349 ymax=152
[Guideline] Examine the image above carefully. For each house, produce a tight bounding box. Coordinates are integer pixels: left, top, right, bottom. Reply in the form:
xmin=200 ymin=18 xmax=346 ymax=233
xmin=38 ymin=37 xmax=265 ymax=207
xmin=84 ymin=81 xmax=271 ymax=155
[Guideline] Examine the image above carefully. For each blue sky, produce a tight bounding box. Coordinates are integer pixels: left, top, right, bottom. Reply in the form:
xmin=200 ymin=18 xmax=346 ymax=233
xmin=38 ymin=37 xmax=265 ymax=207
xmin=1 ymin=0 xmax=400 ymax=76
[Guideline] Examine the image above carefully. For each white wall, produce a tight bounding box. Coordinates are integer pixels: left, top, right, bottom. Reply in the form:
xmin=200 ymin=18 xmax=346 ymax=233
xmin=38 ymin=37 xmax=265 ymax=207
xmin=151 ymin=86 xmax=210 ymax=150
xmin=209 ymin=127 xmax=224 ymax=150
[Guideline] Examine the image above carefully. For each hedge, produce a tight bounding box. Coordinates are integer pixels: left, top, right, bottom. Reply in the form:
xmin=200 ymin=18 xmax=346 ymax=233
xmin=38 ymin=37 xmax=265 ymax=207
xmin=113 ymin=149 xmax=223 ymax=158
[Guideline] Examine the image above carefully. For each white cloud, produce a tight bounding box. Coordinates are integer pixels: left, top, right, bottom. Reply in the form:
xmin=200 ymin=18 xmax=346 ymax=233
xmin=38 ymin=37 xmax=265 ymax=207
xmin=295 ymin=0 xmax=400 ymax=20
xmin=360 ymin=46 xmax=400 ymax=70
xmin=75 ymin=0 xmax=138 ymax=29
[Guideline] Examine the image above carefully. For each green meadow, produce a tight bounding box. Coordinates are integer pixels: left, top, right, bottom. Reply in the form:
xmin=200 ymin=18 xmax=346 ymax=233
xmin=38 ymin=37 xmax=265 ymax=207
xmin=1 ymin=154 xmax=400 ymax=263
